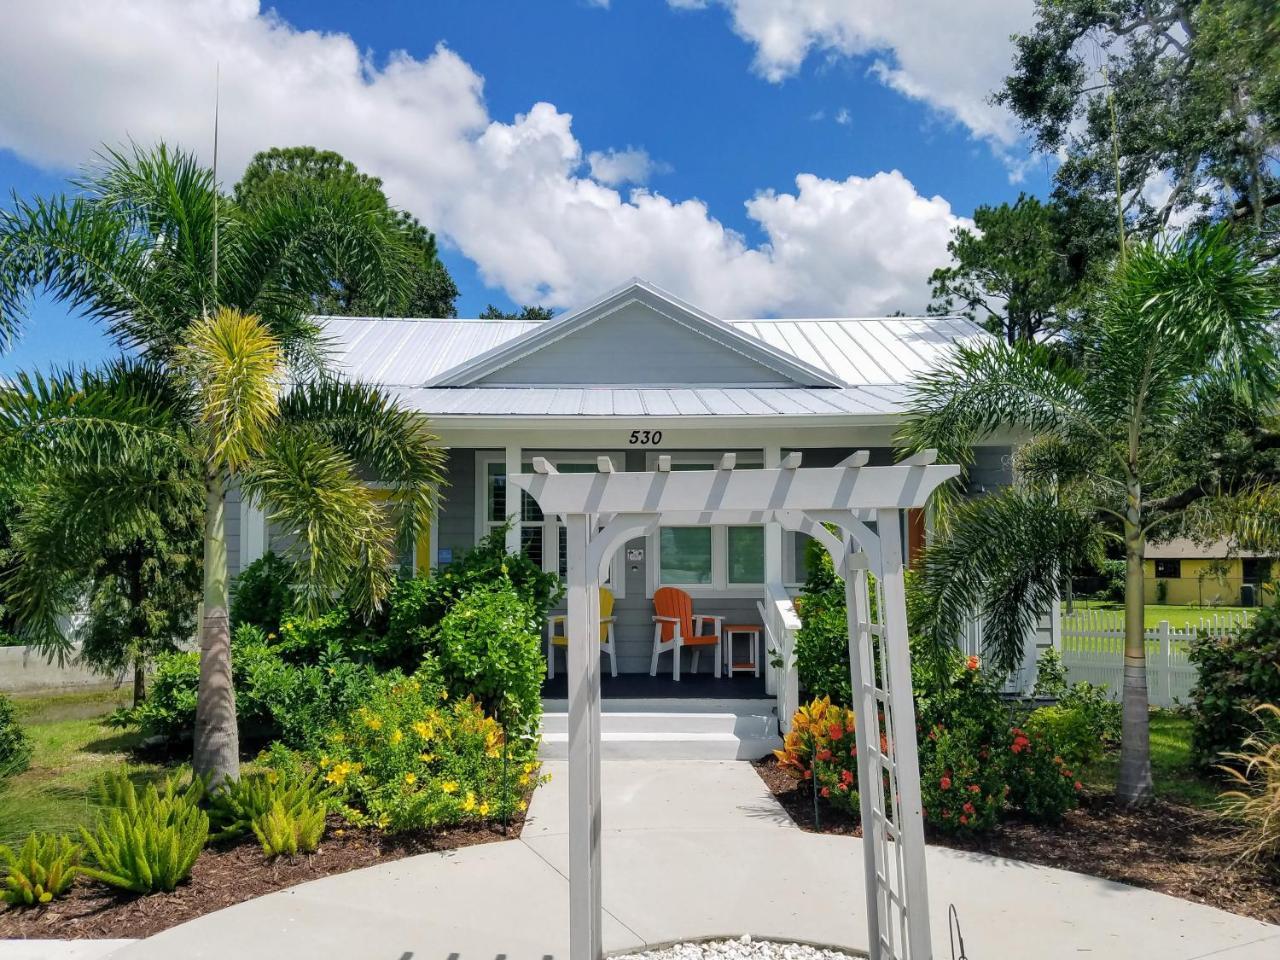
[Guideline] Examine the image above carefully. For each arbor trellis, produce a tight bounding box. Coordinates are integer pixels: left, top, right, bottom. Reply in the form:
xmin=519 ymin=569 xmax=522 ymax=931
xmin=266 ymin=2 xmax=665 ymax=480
xmin=511 ymin=450 xmax=959 ymax=960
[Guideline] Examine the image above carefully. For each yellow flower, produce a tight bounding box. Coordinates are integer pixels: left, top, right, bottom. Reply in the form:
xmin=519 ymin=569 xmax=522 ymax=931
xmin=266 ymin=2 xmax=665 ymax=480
xmin=518 ymin=774 xmax=530 ymax=787
xmin=479 ymin=801 xmax=490 ymax=816
xmin=419 ymin=753 xmax=435 ymax=764
xmin=463 ymin=791 xmax=477 ymax=812
xmin=439 ymin=689 xmax=449 ymax=700
xmin=517 ymin=800 xmax=527 ymax=812
xmin=412 ymin=721 xmax=433 ymax=740
xmin=442 ymin=781 xmax=459 ymax=794
xmin=331 ymin=732 xmax=346 ymax=744
xmin=523 ymin=761 xmax=537 ymax=774
xmin=319 ymin=755 xmax=332 ymax=769
xmin=364 ymin=714 xmax=383 ymax=731
xmin=389 ymin=728 xmax=404 ymax=746
xmin=404 ymin=772 xmax=417 ymax=785
xmin=326 ymin=760 xmax=360 ymax=787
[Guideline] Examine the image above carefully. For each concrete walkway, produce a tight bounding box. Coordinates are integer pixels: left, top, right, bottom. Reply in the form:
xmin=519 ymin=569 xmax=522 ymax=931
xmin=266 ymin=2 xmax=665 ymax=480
xmin=91 ymin=760 xmax=1280 ymax=959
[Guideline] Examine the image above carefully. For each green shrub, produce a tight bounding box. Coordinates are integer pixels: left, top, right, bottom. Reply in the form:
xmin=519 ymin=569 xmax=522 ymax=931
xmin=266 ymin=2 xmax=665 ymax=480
xmin=1190 ymin=606 xmax=1280 ymax=765
xmin=1096 ymin=558 xmax=1126 ymax=602
xmin=774 ymin=697 xmax=860 ymax=818
xmin=1031 ymin=648 xmax=1068 ymax=699
xmin=1059 ymin=681 xmax=1121 ymax=740
xmin=80 ymin=773 xmax=209 ymax=893
xmin=320 ymin=668 xmax=540 ymax=832
xmin=920 ymin=722 xmax=1006 ymax=833
xmin=428 ymin=583 xmax=544 ymax=734
xmin=380 ymin=526 xmax=562 ymax=672
xmin=1005 ymin=725 xmax=1081 ymax=822
xmin=1024 ymin=703 xmax=1107 ymax=769
xmin=0 ymin=693 xmax=33 ymax=781
xmin=230 ymin=551 xmax=295 ymax=636
xmin=208 ymin=769 xmax=329 ymax=845
xmin=1155 ymin=578 xmax=1169 ymax=603
xmin=251 ymin=799 xmax=326 ymax=859
xmin=0 ymin=833 xmax=81 ymax=905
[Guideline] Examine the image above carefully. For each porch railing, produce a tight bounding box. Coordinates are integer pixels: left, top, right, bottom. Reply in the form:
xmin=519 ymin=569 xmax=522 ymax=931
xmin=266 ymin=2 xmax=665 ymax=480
xmin=759 ymin=582 xmax=801 ymax=733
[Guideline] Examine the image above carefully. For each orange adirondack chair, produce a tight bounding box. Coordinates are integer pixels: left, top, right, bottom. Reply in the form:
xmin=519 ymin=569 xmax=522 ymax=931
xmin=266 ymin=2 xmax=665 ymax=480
xmin=650 ymin=586 xmax=724 ymax=681
xmin=547 ymin=587 xmax=618 ymax=679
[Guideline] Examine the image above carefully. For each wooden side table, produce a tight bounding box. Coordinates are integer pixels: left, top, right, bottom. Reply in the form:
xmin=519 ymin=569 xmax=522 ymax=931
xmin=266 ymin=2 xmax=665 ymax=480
xmin=722 ymin=624 xmax=763 ymax=677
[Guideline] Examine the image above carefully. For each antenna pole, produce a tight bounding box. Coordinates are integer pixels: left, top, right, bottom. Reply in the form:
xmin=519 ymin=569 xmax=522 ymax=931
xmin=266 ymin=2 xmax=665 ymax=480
xmin=211 ymin=62 xmax=220 ymax=312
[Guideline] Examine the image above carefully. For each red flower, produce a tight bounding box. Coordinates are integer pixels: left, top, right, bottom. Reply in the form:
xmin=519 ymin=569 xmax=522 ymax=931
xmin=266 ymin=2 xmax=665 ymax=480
xmin=962 ymin=802 xmax=975 ymax=815
xmin=1074 ymin=781 xmax=1083 ymax=791
xmin=817 ymin=748 xmax=832 ymax=762
xmin=959 ymin=814 xmax=969 ymax=825
xmin=841 ymin=769 xmax=854 ymax=785
xmin=803 ymin=770 xmax=812 ymax=779
xmin=837 ymin=782 xmax=849 ymax=792
xmin=967 ymin=784 xmax=980 ymax=794
xmin=939 ymin=776 xmax=952 ymax=790
xmin=829 ymin=723 xmax=843 ymax=740
xmin=850 ymin=745 xmax=858 ymax=757
xmin=820 ymin=786 xmax=831 ymax=798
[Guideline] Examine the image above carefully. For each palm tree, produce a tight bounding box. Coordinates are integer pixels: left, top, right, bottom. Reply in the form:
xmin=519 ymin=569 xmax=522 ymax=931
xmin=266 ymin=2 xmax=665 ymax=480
xmin=0 ymin=145 xmax=445 ymax=785
xmin=904 ymin=226 xmax=1280 ymax=805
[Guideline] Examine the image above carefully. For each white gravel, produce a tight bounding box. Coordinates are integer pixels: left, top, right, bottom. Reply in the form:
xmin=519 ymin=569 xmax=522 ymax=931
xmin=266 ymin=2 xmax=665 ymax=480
xmin=613 ymin=937 xmax=861 ymax=960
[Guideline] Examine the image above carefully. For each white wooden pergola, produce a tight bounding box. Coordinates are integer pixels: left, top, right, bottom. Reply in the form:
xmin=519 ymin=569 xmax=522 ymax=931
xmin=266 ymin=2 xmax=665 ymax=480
xmin=510 ymin=451 xmax=959 ymax=960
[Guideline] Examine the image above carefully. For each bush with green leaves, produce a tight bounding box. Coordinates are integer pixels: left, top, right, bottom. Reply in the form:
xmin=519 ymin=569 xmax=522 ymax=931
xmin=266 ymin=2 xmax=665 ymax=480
xmin=208 ymin=769 xmax=330 ymax=848
xmin=1190 ymin=605 xmax=1280 ymax=766
xmin=1025 ymin=703 xmax=1106 ymax=769
xmin=230 ymin=551 xmax=296 ymax=637
xmin=1032 ymin=648 xmax=1068 ymax=700
xmin=0 ymin=833 xmax=81 ymax=905
xmin=320 ymin=667 xmax=540 ymax=832
xmin=80 ymin=772 xmax=209 ymax=893
xmin=380 ymin=525 xmax=562 ymax=672
xmin=1004 ymin=725 xmax=1081 ymax=823
xmin=427 ymin=583 xmax=544 ymax=734
xmin=920 ymin=721 xmax=1006 ymax=834
xmin=0 ymin=693 xmax=33 ymax=781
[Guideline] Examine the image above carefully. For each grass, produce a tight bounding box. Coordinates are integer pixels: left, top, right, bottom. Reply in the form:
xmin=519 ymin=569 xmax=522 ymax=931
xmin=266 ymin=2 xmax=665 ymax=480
xmin=0 ymin=688 xmax=173 ymax=847
xmin=1080 ymin=710 xmax=1222 ymax=809
xmin=1071 ymin=600 xmax=1255 ymax=630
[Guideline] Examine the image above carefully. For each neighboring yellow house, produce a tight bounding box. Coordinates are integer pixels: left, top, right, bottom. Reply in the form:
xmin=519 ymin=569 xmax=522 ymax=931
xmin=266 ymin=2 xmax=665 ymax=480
xmin=1145 ymin=538 xmax=1274 ymax=607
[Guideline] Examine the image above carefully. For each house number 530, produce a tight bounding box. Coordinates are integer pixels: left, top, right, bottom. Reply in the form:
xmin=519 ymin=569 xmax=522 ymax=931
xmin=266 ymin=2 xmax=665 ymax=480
xmin=628 ymin=430 xmax=663 ymax=445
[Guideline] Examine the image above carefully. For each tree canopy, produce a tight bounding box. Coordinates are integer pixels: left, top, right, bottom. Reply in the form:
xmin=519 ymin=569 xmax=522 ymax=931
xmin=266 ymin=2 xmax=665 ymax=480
xmin=478 ymin=304 xmax=555 ymax=322
xmin=235 ymin=146 xmax=459 ymax=318
xmin=998 ymin=0 xmax=1280 ymax=239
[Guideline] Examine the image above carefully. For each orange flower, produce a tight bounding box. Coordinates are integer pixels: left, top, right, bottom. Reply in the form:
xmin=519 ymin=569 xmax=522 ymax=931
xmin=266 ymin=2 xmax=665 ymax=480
xmin=939 ymin=776 xmax=952 ymax=790
xmin=965 ymin=655 xmax=980 ymax=671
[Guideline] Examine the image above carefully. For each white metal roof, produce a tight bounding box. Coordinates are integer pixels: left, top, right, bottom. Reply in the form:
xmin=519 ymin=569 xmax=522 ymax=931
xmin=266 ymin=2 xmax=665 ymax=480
xmin=386 ymin=383 xmax=912 ymax=418
xmin=314 ymin=285 xmax=988 ymax=419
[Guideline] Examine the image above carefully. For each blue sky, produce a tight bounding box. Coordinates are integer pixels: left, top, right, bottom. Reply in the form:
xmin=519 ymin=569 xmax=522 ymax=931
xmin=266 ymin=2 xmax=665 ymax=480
xmin=0 ymin=0 xmax=1045 ymax=375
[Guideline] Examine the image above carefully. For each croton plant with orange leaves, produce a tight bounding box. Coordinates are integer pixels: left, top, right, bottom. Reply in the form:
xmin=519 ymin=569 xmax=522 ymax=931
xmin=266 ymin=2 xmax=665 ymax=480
xmin=774 ymin=696 xmax=861 ymax=817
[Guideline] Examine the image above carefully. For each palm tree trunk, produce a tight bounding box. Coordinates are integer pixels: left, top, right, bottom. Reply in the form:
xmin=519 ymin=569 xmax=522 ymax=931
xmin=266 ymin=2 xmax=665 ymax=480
xmin=1116 ymin=507 xmax=1154 ymax=805
xmin=194 ymin=471 xmax=239 ymax=787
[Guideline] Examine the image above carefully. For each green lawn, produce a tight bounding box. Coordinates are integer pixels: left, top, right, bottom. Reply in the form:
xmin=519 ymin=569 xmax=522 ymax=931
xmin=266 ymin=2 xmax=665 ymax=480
xmin=1079 ymin=711 xmax=1222 ymax=809
xmin=0 ymin=689 xmax=172 ymax=847
xmin=1071 ymin=599 xmax=1255 ymax=630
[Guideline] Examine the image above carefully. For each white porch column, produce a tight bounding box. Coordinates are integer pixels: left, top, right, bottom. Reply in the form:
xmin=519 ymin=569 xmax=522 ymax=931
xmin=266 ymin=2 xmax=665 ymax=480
xmin=504 ymin=444 xmax=521 ymax=555
xmin=240 ymin=495 xmax=267 ymax=567
xmin=763 ymin=445 xmax=783 ymax=698
xmin=564 ymin=513 xmax=603 ymax=960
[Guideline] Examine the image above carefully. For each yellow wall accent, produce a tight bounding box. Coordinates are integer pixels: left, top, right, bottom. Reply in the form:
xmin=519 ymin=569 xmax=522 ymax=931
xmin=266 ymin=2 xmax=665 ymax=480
xmin=367 ymin=488 xmax=432 ymax=577
xmin=1143 ymin=556 xmax=1243 ymax=605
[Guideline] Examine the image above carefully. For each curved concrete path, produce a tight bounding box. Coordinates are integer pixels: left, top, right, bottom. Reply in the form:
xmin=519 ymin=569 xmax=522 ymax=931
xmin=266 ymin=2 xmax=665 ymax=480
xmin=106 ymin=761 xmax=1279 ymax=960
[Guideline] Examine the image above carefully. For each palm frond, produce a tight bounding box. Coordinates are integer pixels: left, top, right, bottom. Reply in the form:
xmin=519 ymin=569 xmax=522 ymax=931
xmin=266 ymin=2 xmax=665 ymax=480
xmin=277 ymin=378 xmax=445 ymax=562
xmin=0 ymin=361 xmax=189 ymax=474
xmin=914 ymin=489 xmax=1103 ymax=676
xmin=238 ymin=428 xmax=395 ymax=617
xmin=178 ymin=309 xmax=282 ymax=472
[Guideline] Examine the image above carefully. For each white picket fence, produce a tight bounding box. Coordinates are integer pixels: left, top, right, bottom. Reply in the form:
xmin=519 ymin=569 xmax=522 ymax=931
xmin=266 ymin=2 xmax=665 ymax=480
xmin=1059 ymin=608 xmax=1252 ymax=706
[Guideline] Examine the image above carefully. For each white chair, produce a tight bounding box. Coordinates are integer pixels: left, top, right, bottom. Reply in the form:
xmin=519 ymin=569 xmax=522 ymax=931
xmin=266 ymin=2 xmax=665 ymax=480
xmin=547 ymin=586 xmax=618 ymax=679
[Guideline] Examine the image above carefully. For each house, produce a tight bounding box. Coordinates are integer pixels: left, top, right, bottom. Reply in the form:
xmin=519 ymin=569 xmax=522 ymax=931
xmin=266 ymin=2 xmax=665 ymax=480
xmin=1145 ymin=538 xmax=1274 ymax=607
xmin=228 ymin=279 xmax=1017 ymax=700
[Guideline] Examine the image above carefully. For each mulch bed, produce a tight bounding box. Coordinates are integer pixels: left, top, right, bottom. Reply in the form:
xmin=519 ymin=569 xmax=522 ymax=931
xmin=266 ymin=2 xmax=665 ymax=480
xmin=755 ymin=757 xmax=1280 ymax=925
xmin=0 ymin=810 xmax=527 ymax=940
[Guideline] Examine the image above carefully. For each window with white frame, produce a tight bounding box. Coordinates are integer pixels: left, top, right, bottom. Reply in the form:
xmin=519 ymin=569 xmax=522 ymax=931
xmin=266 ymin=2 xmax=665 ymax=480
xmin=648 ymin=453 xmax=767 ymax=593
xmin=476 ymin=453 xmax=620 ymax=586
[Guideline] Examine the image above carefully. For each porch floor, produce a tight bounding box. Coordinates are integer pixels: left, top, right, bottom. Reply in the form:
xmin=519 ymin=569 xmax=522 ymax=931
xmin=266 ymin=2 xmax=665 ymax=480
xmin=541 ymin=670 xmax=767 ymax=700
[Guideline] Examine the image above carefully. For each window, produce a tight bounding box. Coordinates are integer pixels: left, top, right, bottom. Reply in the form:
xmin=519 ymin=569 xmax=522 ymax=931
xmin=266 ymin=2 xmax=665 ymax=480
xmin=727 ymin=526 xmax=764 ymax=584
xmin=476 ymin=453 xmax=619 ymax=587
xmin=1243 ymin=557 xmax=1271 ymax=584
xmin=647 ymin=452 xmax=767 ymax=593
xmin=1154 ymin=558 xmax=1181 ymax=579
xmin=660 ymin=527 xmax=714 ymax=584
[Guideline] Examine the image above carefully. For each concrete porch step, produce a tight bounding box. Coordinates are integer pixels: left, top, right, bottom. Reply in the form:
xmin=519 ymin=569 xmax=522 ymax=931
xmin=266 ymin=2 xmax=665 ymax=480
xmin=537 ymin=700 xmax=781 ymax=760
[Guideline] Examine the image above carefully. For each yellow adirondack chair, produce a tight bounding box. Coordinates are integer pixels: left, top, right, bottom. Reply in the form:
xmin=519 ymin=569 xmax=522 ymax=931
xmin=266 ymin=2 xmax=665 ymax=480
xmin=547 ymin=587 xmax=618 ymax=678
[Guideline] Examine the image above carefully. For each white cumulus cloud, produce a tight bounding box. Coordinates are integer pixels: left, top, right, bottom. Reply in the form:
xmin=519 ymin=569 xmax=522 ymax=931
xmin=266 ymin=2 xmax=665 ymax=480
xmin=0 ymin=0 xmax=968 ymax=318
xmin=668 ymin=0 xmax=1035 ymax=148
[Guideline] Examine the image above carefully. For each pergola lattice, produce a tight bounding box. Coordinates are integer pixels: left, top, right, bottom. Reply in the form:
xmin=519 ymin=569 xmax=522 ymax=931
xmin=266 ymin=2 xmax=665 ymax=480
xmin=510 ymin=451 xmax=959 ymax=960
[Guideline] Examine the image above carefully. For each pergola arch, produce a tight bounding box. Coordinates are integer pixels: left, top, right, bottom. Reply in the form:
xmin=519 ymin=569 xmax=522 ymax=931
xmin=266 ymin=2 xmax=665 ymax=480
xmin=511 ymin=451 xmax=959 ymax=960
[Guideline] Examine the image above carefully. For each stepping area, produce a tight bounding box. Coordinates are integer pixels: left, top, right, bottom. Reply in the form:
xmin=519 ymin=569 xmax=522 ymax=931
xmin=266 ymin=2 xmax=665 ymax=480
xmin=103 ymin=760 xmax=1280 ymax=960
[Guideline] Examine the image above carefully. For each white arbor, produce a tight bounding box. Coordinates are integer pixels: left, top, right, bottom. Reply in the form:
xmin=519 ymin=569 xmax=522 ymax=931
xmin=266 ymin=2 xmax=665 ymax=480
xmin=511 ymin=451 xmax=959 ymax=960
